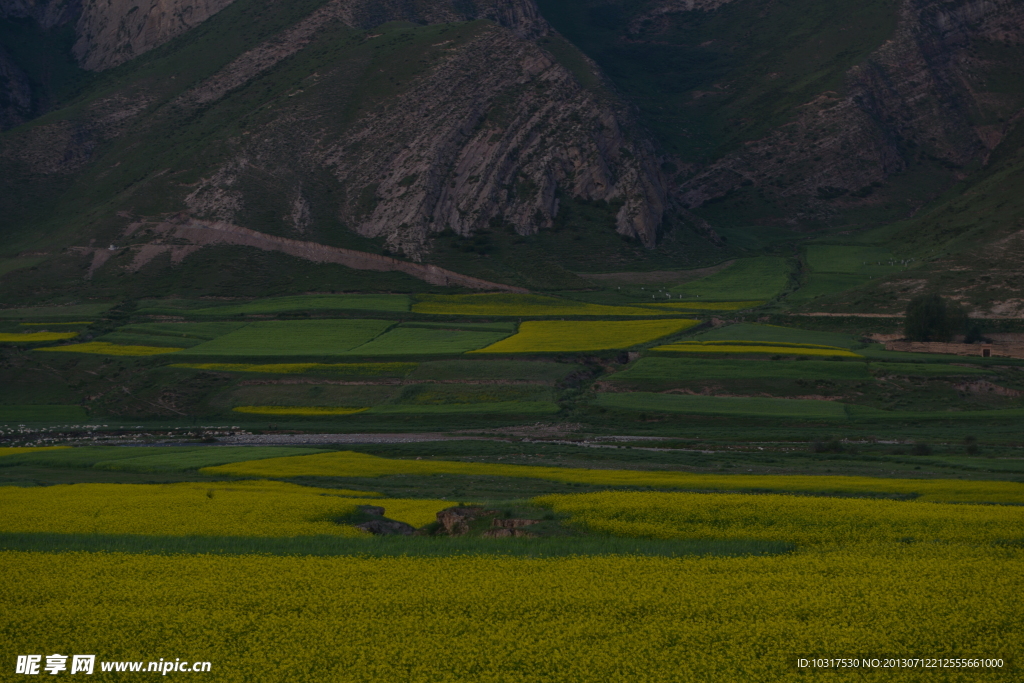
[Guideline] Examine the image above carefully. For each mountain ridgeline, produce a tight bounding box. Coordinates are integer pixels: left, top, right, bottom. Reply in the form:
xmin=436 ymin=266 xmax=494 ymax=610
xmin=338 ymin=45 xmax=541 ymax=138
xmin=0 ymin=0 xmax=1022 ymax=303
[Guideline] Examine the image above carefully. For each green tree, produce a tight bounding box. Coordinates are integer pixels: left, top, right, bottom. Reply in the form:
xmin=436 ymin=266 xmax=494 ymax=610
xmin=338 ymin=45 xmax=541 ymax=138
xmin=904 ymin=294 xmax=967 ymax=342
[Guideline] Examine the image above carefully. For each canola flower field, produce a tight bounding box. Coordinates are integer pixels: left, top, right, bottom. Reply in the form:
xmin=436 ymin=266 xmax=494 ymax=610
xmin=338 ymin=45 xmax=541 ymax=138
xmin=652 ymin=340 xmax=863 ymax=358
xmin=35 ymin=341 xmax=185 ymax=356
xmin=536 ymin=490 xmax=1024 ymax=547
xmin=202 ymin=450 xmax=1024 ymax=504
xmin=233 ymin=406 xmax=369 ymax=416
xmin=0 ymin=331 xmax=78 ymax=342
xmin=0 ymin=481 xmax=454 ymax=536
xmin=2 ymin=509 xmax=1020 ymax=681
xmin=472 ymin=319 xmax=698 ymax=353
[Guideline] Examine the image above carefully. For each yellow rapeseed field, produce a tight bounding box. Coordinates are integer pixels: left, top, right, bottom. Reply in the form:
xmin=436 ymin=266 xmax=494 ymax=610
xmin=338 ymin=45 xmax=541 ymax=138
xmin=0 ymin=331 xmax=78 ymax=342
xmin=232 ymin=406 xmax=369 ymax=416
xmin=173 ymin=362 xmax=417 ymax=375
xmin=654 ymin=341 xmax=862 ymax=358
xmin=535 ymin=490 xmax=1024 ymax=547
xmin=412 ymin=293 xmax=676 ymax=317
xmin=2 ymin=545 xmax=1020 ymax=682
xmin=35 ymin=341 xmax=184 ymax=356
xmin=0 ymin=481 xmax=460 ymax=536
xmin=0 ymin=446 xmax=71 ymax=457
xmin=471 ymin=319 xmax=699 ymax=353
xmin=201 ymin=450 xmax=1024 ymax=504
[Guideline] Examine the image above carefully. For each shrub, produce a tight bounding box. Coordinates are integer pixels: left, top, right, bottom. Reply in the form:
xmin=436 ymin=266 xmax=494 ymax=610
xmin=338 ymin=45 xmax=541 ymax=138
xmin=904 ymin=294 xmax=967 ymax=342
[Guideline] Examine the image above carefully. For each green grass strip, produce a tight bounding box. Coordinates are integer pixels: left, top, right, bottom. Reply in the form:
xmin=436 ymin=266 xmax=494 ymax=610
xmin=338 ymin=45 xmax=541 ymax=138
xmin=0 ymin=532 xmax=794 ymax=558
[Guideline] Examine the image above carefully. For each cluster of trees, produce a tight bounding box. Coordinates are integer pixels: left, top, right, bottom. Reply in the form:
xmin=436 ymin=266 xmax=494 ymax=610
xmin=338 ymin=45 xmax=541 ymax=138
xmin=904 ymin=294 xmax=983 ymax=342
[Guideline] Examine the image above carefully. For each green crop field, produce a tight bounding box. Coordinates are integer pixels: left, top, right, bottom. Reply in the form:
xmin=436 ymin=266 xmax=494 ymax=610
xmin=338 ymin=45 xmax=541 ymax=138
xmin=367 ymin=401 xmax=561 ymax=415
xmin=611 ymin=357 xmax=873 ymax=381
xmin=412 ymin=293 xmax=675 ymax=317
xmin=0 ymin=405 xmax=89 ymax=423
xmin=173 ymin=362 xmax=419 ymax=376
xmin=473 ymin=319 xmax=699 ymax=353
xmin=176 ymin=319 xmax=394 ymax=357
xmin=117 ymin=322 xmax=248 ymax=340
xmin=0 ymin=304 xmax=112 ymax=319
xmin=186 ymin=294 xmax=412 ymax=316
xmin=0 ymin=446 xmax=329 ymax=472
xmin=805 ymin=245 xmax=901 ymax=274
xmin=785 ymin=273 xmax=872 ymax=303
xmin=96 ymin=332 xmax=206 ymax=348
xmin=408 ymin=360 xmax=581 ymax=382
xmin=668 ymin=257 xmax=792 ymax=301
xmin=594 ymin=392 xmax=850 ymax=418
xmin=346 ymin=325 xmax=513 ymax=356
xmin=692 ymin=323 xmax=860 ymax=348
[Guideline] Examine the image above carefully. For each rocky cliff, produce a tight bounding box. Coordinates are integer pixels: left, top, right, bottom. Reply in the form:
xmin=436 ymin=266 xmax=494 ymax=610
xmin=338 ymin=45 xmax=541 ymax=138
xmin=677 ymin=0 xmax=1024 ymax=217
xmin=0 ymin=0 xmax=668 ymax=289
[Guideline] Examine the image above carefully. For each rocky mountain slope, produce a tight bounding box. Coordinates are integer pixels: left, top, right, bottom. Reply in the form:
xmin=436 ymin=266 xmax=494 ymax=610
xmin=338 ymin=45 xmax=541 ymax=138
xmin=1 ymin=0 xmax=1022 ymax=304
xmin=0 ymin=0 xmax=673 ymax=301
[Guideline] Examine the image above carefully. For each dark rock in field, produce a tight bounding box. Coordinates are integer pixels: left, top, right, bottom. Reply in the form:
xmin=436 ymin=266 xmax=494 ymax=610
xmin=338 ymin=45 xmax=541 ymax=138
xmin=436 ymin=506 xmax=497 ymax=536
xmin=491 ymin=518 xmax=541 ymax=529
xmin=356 ymin=520 xmax=416 ymax=536
xmin=482 ymin=528 xmax=537 ymax=539
xmin=357 ymin=505 xmax=386 ymax=517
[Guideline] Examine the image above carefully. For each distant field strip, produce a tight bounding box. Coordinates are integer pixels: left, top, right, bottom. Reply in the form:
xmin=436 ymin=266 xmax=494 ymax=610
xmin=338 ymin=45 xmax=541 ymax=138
xmin=611 ymin=358 xmax=873 ymax=381
xmin=19 ymin=322 xmax=93 ymax=326
xmin=693 ymin=323 xmax=858 ymax=348
xmin=0 ymin=304 xmax=112 ymax=319
xmin=173 ymin=362 xmax=418 ymax=375
xmin=230 ymin=402 xmax=559 ymax=416
xmin=346 ymin=325 xmax=512 ymax=355
xmin=233 ymin=406 xmax=369 ymax=416
xmin=0 ymin=446 xmax=71 ymax=457
xmin=0 ymin=406 xmax=89 ymax=422
xmin=652 ymin=341 xmax=863 ymax=358
xmin=35 ymin=341 xmax=185 ymax=356
xmin=1 ymin=445 xmax=331 ymax=472
xmin=187 ymin=294 xmax=411 ymax=316
xmin=0 ymin=332 xmax=78 ymax=342
xmin=640 ymin=301 xmax=764 ymax=311
xmin=612 ymin=358 xmax=996 ymax=382
xmin=669 ymin=257 xmax=791 ymax=301
xmin=413 ymin=293 xmax=680 ymax=317
xmin=117 ymin=322 xmax=247 ymax=340
xmin=472 ymin=319 xmax=699 ymax=353
xmin=595 ymin=392 xmax=849 ymax=418
xmin=201 ymin=450 xmax=1024 ymax=504
xmin=178 ymin=319 xmax=393 ymax=356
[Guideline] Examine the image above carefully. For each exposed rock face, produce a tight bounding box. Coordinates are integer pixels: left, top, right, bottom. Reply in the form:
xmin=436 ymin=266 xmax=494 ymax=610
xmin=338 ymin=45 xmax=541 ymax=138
xmin=2 ymin=0 xmax=667 ymax=275
xmin=435 ymin=506 xmax=492 ymax=535
xmin=72 ymin=0 xmax=237 ymax=70
xmin=0 ymin=46 xmax=33 ymax=130
xmin=679 ymin=0 xmax=1024 ymax=212
xmin=356 ymin=519 xmax=417 ymax=535
xmin=0 ymin=0 xmax=80 ymax=29
xmin=183 ymin=21 xmax=666 ymax=254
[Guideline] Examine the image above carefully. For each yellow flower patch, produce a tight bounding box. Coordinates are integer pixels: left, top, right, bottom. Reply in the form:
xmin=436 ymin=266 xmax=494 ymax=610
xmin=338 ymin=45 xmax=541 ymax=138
xmin=0 ymin=332 xmax=78 ymax=342
xmin=35 ymin=341 xmax=184 ymax=356
xmin=471 ymin=319 xmax=699 ymax=353
xmin=232 ymin=406 xmax=369 ymax=416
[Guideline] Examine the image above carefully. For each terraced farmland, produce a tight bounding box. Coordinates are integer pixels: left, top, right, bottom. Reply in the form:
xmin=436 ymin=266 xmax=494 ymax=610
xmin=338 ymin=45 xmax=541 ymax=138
xmin=652 ymin=341 xmax=863 ymax=358
xmin=472 ymin=319 xmax=699 ymax=353
xmin=177 ymin=320 xmax=394 ymax=357
xmin=412 ymin=293 xmax=679 ymax=317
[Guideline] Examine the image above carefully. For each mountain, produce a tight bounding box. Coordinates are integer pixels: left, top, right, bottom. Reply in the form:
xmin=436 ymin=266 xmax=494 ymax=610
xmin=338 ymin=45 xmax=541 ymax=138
xmin=0 ymin=0 xmax=1022 ymax=307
